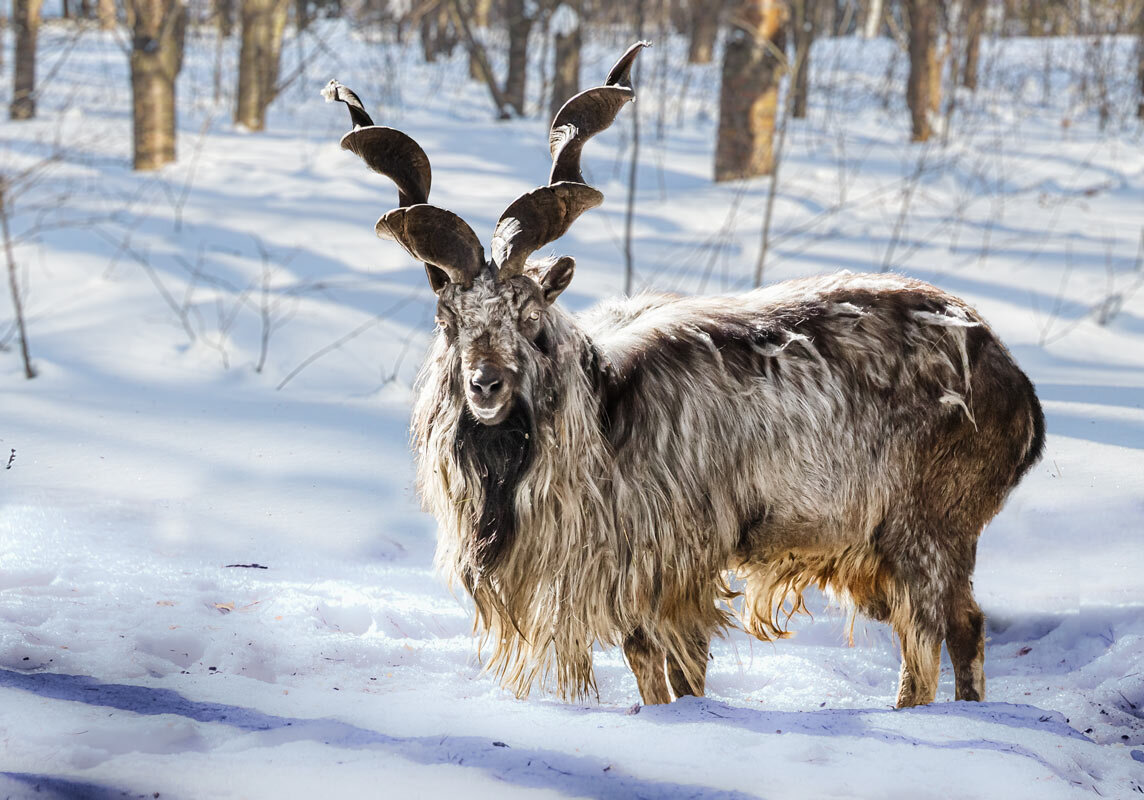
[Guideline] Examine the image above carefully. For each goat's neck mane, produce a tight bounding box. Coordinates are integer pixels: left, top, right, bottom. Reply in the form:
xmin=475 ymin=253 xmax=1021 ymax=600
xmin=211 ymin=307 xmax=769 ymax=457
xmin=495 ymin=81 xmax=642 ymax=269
xmin=412 ymin=306 xmax=628 ymax=697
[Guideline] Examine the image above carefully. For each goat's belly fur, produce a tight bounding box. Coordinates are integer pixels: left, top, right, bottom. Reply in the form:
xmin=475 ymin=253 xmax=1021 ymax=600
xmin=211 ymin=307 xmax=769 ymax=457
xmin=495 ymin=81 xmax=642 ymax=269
xmin=412 ymin=272 xmax=1044 ymax=701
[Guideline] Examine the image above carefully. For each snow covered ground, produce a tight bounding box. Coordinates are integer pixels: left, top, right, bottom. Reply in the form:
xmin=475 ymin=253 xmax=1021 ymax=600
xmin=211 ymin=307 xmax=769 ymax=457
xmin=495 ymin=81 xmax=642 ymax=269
xmin=2 ymin=21 xmax=1143 ymax=799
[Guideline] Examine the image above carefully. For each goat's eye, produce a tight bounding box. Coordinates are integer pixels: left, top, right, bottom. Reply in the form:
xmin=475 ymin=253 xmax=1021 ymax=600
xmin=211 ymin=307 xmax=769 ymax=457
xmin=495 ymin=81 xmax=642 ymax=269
xmin=529 ymin=310 xmax=540 ymax=321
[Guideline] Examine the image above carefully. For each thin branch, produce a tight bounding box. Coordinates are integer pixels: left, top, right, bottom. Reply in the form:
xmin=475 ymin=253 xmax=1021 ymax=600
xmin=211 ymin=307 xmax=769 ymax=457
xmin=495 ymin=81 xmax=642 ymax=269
xmin=622 ymin=1 xmax=646 ymax=295
xmin=448 ymin=0 xmax=514 ymax=119
xmin=754 ymin=40 xmax=801 ymax=288
xmin=881 ymin=141 xmax=932 ymax=272
xmin=275 ymin=289 xmax=421 ymax=391
xmin=1 ymin=183 xmax=37 ymax=379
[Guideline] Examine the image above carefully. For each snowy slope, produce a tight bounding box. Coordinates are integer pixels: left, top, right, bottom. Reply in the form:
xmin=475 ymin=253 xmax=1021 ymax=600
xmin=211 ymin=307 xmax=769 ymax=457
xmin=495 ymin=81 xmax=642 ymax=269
xmin=2 ymin=22 xmax=1143 ymax=799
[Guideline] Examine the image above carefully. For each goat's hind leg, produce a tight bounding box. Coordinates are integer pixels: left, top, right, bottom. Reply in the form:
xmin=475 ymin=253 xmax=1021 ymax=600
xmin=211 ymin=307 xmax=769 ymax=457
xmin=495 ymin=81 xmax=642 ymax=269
xmin=623 ymin=628 xmax=671 ymax=705
xmin=666 ymin=628 xmax=710 ymax=698
xmin=945 ymin=586 xmax=986 ymax=701
xmin=886 ymin=566 xmax=942 ymax=707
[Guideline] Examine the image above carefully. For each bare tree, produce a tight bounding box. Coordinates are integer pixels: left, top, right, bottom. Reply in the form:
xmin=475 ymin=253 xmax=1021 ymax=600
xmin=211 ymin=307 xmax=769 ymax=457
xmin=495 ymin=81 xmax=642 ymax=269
xmin=687 ymin=0 xmax=722 ymax=63
xmin=0 ymin=180 xmax=35 ymax=378
xmin=419 ymin=2 xmax=457 ymax=62
xmin=550 ymin=0 xmax=581 ymax=121
xmin=212 ymin=0 xmax=234 ymax=36
xmin=714 ymin=0 xmax=789 ymax=181
xmin=904 ymin=0 xmax=936 ymax=141
xmin=449 ymin=0 xmax=514 ymax=118
xmin=129 ymin=0 xmax=187 ymax=169
xmin=961 ymin=0 xmax=985 ymax=89
xmin=463 ymin=0 xmax=492 ymax=78
xmin=930 ymin=2 xmax=949 ymax=116
xmin=10 ymin=0 xmax=44 ymax=120
xmin=98 ymin=0 xmax=117 ymax=29
xmin=790 ymin=0 xmax=815 ymax=118
xmin=472 ymin=0 xmax=491 ymax=25
xmin=1137 ymin=4 xmax=1144 ymax=119
xmin=1023 ymin=0 xmax=1070 ymax=36
xmin=504 ymin=0 xmax=536 ymax=115
xmin=419 ymin=10 xmax=438 ymax=61
xmin=234 ymin=0 xmax=289 ymax=130
xmin=863 ymin=0 xmax=883 ymax=37
xmin=622 ymin=26 xmax=647 ymax=296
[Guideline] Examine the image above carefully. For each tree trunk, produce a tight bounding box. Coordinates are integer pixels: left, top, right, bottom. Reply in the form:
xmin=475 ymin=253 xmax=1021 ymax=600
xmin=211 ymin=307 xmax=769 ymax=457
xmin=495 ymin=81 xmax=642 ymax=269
xmin=904 ymin=0 xmax=935 ymax=142
xmin=98 ymin=0 xmax=117 ymax=28
xmin=10 ymin=0 xmax=43 ymax=120
xmin=928 ymin=35 xmax=945 ymax=115
xmin=432 ymin=3 xmax=457 ymax=58
xmin=295 ymin=0 xmax=308 ymax=32
xmin=234 ymin=0 xmax=289 ymax=131
xmin=1036 ymin=0 xmax=1069 ymax=36
xmin=714 ymin=0 xmax=789 ymax=181
xmin=213 ymin=0 xmax=233 ymax=36
xmin=130 ymin=0 xmax=187 ymax=170
xmin=791 ymin=0 xmax=814 ymax=119
xmin=550 ymin=1 xmax=581 ymax=122
xmin=420 ymin=13 xmax=437 ymax=61
xmin=687 ymin=0 xmax=721 ymax=63
xmin=418 ymin=2 xmax=455 ymax=62
xmin=503 ymin=0 xmax=534 ymax=116
xmin=1024 ymin=0 xmax=1039 ymax=35
xmin=862 ymin=0 xmax=883 ymax=37
xmin=467 ymin=0 xmax=492 ymax=79
xmin=467 ymin=0 xmax=493 ymax=79
xmin=622 ymin=0 xmax=645 ymax=295
xmin=1 ymin=184 xmax=37 ymax=379
xmin=449 ymin=0 xmax=513 ymax=118
xmin=816 ymin=0 xmax=834 ymax=36
xmin=961 ymin=0 xmax=984 ymax=90
xmin=1024 ymin=0 xmax=1067 ymax=36
xmin=1137 ymin=11 xmax=1144 ymax=119
xmin=471 ymin=0 xmax=490 ymax=26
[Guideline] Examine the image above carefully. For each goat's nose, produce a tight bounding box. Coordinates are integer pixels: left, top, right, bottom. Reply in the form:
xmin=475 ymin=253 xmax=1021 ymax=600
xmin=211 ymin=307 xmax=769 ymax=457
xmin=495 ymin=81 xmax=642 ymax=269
xmin=470 ymin=364 xmax=504 ymax=397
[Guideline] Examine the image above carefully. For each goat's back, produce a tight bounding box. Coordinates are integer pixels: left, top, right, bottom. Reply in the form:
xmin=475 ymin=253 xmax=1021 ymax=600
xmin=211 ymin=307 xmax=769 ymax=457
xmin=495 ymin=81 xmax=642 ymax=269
xmin=580 ymin=272 xmax=1044 ymax=565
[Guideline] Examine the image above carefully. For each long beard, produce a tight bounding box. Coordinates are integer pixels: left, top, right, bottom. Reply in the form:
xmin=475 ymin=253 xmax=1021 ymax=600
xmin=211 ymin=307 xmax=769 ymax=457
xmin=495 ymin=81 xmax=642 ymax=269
xmin=453 ymin=399 xmax=534 ymax=581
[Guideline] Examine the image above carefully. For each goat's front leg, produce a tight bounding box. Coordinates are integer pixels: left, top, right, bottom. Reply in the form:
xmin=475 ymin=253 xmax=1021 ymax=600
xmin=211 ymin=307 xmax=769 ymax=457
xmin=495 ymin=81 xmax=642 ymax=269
xmin=623 ymin=628 xmax=671 ymax=705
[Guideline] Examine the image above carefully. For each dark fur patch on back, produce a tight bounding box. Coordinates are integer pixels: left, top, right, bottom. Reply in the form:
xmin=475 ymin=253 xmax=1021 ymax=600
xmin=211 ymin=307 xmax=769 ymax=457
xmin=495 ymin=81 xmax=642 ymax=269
xmin=454 ymin=402 xmax=534 ymax=575
xmin=597 ymin=305 xmax=840 ymax=449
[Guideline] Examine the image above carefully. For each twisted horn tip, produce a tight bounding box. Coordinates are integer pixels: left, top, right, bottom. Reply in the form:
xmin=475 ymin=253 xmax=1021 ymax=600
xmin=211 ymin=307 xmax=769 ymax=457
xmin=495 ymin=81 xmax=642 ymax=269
xmin=323 ymin=79 xmax=375 ymax=129
xmin=605 ymin=41 xmax=653 ymax=89
xmin=320 ymin=79 xmax=342 ymax=103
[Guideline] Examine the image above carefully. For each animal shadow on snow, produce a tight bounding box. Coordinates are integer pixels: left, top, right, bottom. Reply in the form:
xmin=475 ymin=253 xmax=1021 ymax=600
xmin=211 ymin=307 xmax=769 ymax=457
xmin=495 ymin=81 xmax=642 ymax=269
xmin=0 ymin=669 xmax=749 ymax=800
xmin=618 ymin=695 xmax=1088 ymax=785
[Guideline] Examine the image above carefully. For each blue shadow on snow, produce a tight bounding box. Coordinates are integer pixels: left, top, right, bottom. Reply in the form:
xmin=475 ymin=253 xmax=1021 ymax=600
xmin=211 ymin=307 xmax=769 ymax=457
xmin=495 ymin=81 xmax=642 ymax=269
xmin=0 ymin=669 xmax=756 ymax=800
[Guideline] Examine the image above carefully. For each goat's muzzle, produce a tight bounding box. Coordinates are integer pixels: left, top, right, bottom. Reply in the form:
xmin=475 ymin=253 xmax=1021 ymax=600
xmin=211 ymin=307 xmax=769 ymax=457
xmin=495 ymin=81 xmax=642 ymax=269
xmin=467 ymin=362 xmax=512 ymax=425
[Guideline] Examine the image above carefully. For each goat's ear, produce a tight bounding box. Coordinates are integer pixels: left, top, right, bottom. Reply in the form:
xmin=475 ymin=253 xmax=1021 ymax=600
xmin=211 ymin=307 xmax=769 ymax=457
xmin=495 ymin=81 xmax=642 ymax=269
xmin=539 ymin=256 xmax=575 ymax=304
xmin=425 ymin=264 xmax=451 ymax=294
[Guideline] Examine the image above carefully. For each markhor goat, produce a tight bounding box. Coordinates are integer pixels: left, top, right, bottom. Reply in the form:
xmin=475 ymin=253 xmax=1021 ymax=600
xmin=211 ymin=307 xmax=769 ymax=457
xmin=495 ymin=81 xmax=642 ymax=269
xmin=324 ymin=43 xmax=1044 ymax=708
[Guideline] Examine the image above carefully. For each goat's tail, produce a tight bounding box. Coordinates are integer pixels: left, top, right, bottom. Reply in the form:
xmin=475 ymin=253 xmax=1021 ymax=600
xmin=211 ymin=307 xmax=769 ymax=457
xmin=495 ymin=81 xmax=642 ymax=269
xmin=1016 ymin=375 xmax=1046 ymax=481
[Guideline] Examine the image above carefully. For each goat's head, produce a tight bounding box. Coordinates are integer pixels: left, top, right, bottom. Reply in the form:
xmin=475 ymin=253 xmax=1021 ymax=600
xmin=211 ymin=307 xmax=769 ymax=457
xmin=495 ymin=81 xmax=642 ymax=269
xmin=324 ymin=42 xmax=647 ymax=425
